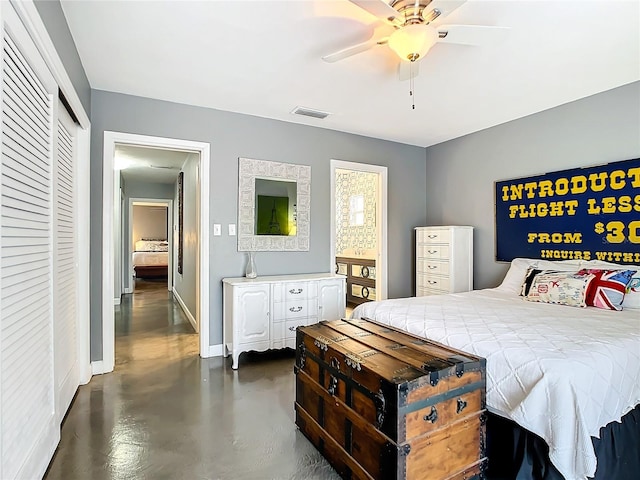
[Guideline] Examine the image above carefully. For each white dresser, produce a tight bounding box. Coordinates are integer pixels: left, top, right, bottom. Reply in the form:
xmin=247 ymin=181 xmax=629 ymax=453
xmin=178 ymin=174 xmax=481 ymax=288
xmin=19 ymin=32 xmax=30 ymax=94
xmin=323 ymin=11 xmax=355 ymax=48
xmin=222 ymin=273 xmax=346 ymax=369
xmin=415 ymin=226 xmax=473 ymax=296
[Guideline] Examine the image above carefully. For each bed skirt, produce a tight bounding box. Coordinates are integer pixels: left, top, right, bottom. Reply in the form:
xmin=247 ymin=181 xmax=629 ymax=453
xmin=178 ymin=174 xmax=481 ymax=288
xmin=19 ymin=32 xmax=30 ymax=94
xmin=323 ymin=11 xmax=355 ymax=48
xmin=134 ymin=265 xmax=168 ymax=279
xmin=485 ymin=404 xmax=640 ymax=480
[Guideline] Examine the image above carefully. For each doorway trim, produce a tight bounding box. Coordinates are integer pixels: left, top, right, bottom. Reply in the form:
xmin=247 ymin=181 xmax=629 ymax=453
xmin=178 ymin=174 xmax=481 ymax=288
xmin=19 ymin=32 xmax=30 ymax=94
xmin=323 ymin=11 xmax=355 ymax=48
xmin=127 ymin=198 xmax=174 ymax=293
xmin=330 ymin=160 xmax=388 ymax=301
xmin=102 ymin=132 xmax=211 ymax=374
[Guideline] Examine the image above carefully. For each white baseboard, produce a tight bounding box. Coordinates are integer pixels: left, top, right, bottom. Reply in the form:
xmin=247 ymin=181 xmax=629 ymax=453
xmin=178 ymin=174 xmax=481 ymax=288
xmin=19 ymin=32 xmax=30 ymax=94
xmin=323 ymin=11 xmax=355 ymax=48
xmin=91 ymin=360 xmax=106 ymax=375
xmin=124 ymin=287 xmax=133 ymax=294
xmin=204 ymin=344 xmax=224 ymax=357
xmin=172 ymin=287 xmax=197 ymax=332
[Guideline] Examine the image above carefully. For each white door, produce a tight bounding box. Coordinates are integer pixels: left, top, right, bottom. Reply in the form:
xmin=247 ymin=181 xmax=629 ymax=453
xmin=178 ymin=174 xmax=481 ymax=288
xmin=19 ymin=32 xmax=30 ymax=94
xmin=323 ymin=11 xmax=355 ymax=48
xmin=319 ymin=280 xmax=346 ymax=322
xmin=237 ymin=286 xmax=270 ymax=343
xmin=53 ymin=105 xmax=79 ymax=424
xmin=0 ymin=3 xmax=60 ymax=478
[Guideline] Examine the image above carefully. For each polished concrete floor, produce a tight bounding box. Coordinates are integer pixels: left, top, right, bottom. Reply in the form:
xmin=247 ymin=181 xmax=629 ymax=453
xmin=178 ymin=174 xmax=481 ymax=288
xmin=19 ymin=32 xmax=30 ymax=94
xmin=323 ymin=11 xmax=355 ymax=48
xmin=45 ymin=279 xmax=339 ymax=480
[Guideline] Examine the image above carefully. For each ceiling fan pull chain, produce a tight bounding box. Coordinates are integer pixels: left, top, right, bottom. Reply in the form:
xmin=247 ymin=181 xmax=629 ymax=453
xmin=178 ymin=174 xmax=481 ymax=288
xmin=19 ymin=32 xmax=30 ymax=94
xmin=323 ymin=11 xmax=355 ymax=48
xmin=410 ymin=62 xmax=415 ymax=110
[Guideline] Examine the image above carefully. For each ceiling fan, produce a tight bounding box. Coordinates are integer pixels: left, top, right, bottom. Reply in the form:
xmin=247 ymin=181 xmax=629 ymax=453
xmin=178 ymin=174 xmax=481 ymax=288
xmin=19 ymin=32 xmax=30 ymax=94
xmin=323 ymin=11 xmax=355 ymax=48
xmin=323 ymin=0 xmax=509 ymax=79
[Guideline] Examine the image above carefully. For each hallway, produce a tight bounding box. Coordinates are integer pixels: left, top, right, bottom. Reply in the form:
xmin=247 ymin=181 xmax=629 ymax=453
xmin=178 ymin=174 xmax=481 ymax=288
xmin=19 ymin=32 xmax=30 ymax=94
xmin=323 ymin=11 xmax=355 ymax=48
xmin=44 ymin=281 xmax=338 ymax=480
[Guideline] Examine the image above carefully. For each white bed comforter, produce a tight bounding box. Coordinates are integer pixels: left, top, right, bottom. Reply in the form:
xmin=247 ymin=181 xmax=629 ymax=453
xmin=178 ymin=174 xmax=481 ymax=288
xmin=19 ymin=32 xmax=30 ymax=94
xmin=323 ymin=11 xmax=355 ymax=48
xmin=352 ymin=289 xmax=640 ymax=480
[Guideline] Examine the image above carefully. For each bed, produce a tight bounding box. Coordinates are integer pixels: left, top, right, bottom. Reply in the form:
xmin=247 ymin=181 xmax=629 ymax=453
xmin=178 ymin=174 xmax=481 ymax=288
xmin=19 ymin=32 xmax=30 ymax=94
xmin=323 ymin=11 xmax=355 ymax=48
xmin=133 ymin=240 xmax=169 ymax=279
xmin=351 ymin=258 xmax=640 ymax=480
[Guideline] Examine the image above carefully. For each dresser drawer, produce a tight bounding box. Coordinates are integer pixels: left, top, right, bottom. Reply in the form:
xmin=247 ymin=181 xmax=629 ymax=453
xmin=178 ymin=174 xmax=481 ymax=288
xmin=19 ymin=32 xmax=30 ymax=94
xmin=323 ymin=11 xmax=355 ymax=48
xmin=274 ymin=282 xmax=318 ymax=302
xmin=418 ymin=228 xmax=451 ymax=244
xmin=418 ymin=275 xmax=450 ymax=292
xmin=417 ymin=259 xmax=450 ymax=276
xmin=273 ymin=298 xmax=318 ymax=321
xmin=285 ymin=317 xmax=314 ymax=339
xmin=418 ymin=244 xmax=450 ymax=260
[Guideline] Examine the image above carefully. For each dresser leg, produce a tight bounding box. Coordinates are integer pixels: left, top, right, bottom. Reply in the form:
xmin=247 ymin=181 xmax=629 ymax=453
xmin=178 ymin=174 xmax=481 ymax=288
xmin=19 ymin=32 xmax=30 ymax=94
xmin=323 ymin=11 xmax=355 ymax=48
xmin=232 ymin=351 xmax=239 ymax=370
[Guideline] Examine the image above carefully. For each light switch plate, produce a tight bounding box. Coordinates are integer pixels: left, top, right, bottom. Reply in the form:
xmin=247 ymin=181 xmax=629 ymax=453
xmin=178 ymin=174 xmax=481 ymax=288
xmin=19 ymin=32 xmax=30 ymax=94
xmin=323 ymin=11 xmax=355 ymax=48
xmin=228 ymin=224 xmax=236 ymax=236
xmin=213 ymin=224 xmax=221 ymax=236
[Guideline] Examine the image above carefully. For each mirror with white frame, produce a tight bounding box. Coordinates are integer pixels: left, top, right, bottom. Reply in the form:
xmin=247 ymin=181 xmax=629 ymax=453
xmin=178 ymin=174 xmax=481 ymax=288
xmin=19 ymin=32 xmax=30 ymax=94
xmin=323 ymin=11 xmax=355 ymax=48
xmin=238 ymin=157 xmax=310 ymax=251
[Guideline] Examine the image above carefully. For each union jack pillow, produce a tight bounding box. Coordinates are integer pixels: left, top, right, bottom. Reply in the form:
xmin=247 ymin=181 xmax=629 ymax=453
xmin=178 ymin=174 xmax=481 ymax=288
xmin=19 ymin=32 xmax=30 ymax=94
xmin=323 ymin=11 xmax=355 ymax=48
xmin=578 ymin=269 xmax=637 ymax=311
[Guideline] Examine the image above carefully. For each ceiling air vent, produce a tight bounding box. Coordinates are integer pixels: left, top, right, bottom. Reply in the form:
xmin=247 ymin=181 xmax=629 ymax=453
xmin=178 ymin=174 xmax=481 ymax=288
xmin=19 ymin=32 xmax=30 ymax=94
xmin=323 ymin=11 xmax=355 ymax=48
xmin=291 ymin=106 xmax=330 ymax=120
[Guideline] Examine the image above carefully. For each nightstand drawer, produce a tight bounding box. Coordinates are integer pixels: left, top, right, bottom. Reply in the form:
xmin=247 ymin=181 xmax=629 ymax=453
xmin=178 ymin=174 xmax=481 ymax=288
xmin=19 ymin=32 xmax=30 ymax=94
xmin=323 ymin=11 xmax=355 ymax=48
xmin=418 ymin=244 xmax=450 ymax=260
xmin=418 ymin=229 xmax=451 ymax=244
xmin=418 ymin=275 xmax=450 ymax=292
xmin=417 ymin=260 xmax=449 ymax=276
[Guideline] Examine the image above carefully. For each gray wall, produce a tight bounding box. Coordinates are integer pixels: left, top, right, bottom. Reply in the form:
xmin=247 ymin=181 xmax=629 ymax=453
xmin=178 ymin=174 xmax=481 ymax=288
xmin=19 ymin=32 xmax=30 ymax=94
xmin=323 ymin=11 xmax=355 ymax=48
xmin=33 ymin=0 xmax=91 ymax=116
xmin=122 ymin=179 xmax=177 ymax=294
xmin=425 ymin=81 xmax=640 ymax=289
xmin=90 ymin=90 xmax=427 ymax=360
xmin=173 ymin=154 xmax=198 ymax=320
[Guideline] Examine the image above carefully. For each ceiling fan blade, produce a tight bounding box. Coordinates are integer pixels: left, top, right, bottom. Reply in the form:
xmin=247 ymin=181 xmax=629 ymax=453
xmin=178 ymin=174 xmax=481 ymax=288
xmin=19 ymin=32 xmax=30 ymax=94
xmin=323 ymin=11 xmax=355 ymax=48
xmin=322 ymin=37 xmax=388 ymax=63
xmin=398 ymin=61 xmax=420 ymax=82
xmin=349 ymin=0 xmax=403 ymax=26
xmin=437 ymin=25 xmax=510 ymax=46
xmin=423 ymin=0 xmax=468 ymax=24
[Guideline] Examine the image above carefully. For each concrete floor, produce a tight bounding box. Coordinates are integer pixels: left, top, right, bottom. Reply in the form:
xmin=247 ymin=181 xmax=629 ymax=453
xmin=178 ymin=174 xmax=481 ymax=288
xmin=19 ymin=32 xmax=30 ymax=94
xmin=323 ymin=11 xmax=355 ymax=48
xmin=45 ymin=280 xmax=339 ymax=480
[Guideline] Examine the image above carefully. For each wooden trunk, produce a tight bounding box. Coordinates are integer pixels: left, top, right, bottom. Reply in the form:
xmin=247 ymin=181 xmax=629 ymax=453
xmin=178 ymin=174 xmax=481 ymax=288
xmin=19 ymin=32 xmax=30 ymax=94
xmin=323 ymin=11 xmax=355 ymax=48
xmin=294 ymin=318 xmax=486 ymax=480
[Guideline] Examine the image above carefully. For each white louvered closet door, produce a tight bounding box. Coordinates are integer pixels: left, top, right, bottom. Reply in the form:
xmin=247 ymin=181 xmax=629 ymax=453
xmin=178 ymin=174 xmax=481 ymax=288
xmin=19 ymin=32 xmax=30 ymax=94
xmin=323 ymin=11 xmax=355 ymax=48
xmin=0 ymin=4 xmax=60 ymax=479
xmin=53 ymin=105 xmax=78 ymax=424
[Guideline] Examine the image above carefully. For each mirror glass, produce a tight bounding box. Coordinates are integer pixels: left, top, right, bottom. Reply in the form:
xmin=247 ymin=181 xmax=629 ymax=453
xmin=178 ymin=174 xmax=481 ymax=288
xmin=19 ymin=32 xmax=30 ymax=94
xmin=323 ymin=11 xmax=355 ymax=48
xmin=255 ymin=179 xmax=297 ymax=236
xmin=238 ymin=157 xmax=310 ymax=251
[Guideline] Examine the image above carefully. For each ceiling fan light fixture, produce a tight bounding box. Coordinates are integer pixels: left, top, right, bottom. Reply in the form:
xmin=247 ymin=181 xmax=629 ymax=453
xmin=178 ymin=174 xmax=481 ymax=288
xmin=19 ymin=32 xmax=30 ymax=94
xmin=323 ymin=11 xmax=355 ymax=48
xmin=388 ymin=24 xmax=438 ymax=61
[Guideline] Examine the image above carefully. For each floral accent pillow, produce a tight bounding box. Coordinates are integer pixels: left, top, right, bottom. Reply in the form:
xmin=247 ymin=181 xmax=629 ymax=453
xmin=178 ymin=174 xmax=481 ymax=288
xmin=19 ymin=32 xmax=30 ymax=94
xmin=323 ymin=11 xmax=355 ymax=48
xmin=578 ymin=269 xmax=637 ymax=311
xmin=525 ymin=272 xmax=594 ymax=308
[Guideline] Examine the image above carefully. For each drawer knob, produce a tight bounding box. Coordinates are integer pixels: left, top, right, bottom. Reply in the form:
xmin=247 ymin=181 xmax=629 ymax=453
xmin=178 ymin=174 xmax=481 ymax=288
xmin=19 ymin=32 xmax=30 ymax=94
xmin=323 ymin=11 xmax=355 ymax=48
xmin=361 ymin=266 xmax=370 ymax=278
xmin=457 ymin=398 xmax=468 ymax=414
xmin=289 ymin=288 xmax=303 ymax=294
xmin=289 ymin=306 xmax=303 ymax=313
xmin=427 ymin=250 xmax=437 ymax=254
xmin=428 ymin=280 xmax=438 ymax=285
xmin=288 ymin=326 xmax=297 ymax=332
xmin=427 ymin=265 xmax=437 ymax=269
xmin=423 ymin=406 xmax=438 ymax=423
xmin=427 ymin=234 xmax=438 ymax=239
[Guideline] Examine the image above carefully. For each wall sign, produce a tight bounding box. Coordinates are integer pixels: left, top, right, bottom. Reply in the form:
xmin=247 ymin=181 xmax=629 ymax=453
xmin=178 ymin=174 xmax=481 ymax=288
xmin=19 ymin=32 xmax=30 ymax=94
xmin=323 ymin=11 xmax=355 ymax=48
xmin=495 ymin=158 xmax=640 ymax=265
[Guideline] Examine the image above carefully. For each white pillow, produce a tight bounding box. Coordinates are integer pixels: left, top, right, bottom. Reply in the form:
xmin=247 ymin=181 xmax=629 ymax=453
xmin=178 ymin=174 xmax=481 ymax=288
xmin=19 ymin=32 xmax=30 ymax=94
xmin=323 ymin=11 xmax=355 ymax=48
xmin=497 ymin=258 xmax=582 ymax=294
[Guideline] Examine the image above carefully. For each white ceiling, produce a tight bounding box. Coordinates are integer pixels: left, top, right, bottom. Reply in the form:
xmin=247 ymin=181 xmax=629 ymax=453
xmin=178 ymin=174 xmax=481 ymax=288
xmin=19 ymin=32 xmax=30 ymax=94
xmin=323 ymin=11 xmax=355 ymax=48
xmin=61 ymin=0 xmax=640 ymax=147
xmin=116 ymin=145 xmax=189 ymax=184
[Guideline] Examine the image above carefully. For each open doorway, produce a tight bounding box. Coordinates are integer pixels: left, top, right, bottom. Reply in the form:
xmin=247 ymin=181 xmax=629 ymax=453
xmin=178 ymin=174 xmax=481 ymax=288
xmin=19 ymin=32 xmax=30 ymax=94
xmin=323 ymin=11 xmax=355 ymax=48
xmin=101 ymin=132 xmax=211 ymax=375
xmin=129 ymin=199 xmax=173 ymax=290
xmin=330 ymin=160 xmax=388 ymax=314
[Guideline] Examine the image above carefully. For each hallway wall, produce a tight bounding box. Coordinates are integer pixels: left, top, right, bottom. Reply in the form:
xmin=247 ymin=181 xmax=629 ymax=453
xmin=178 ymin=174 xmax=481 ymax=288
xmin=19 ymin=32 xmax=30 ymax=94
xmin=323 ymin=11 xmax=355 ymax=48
xmin=173 ymin=153 xmax=198 ymax=323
